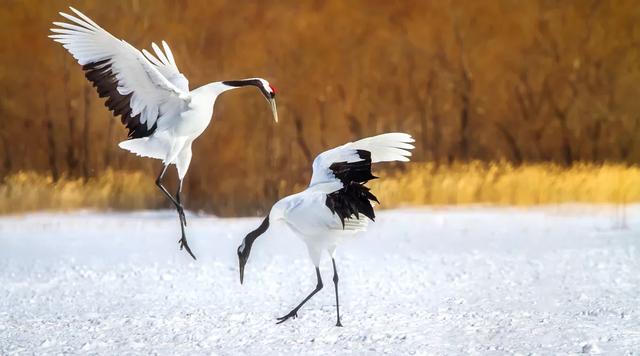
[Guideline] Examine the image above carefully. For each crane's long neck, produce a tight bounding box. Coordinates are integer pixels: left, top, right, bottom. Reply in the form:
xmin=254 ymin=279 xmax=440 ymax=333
xmin=238 ymin=214 xmax=270 ymax=284
xmin=193 ymin=82 xmax=234 ymax=100
xmin=240 ymin=198 xmax=289 ymax=256
xmin=239 ymin=215 xmax=270 ymax=258
xmin=193 ymin=79 xmax=262 ymax=103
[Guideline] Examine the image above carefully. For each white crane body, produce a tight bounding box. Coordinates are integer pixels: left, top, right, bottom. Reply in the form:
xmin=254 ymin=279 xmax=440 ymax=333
xmin=238 ymin=132 xmax=415 ymax=326
xmin=50 ymin=7 xmax=278 ymax=259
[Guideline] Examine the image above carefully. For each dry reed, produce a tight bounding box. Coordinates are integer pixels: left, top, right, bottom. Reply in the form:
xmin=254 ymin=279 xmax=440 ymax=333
xmin=1 ymin=162 xmax=638 ymax=215
xmin=0 ymin=169 xmax=162 ymax=214
xmin=370 ymin=161 xmax=640 ymax=208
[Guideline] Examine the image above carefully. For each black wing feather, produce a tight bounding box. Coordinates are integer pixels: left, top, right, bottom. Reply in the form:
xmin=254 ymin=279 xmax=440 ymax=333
xmin=325 ymin=149 xmax=380 ymax=227
xmin=82 ymin=59 xmax=157 ymax=139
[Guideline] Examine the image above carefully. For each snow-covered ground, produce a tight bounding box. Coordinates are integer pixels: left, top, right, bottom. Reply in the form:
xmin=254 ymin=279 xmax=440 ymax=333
xmin=0 ymin=206 xmax=639 ymax=355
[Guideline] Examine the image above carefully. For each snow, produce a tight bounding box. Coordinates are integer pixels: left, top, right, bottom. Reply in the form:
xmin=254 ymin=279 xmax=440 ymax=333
xmin=1 ymin=206 xmax=639 ymax=355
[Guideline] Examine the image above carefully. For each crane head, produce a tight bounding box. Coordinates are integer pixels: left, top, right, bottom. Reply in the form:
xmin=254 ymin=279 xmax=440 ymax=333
xmin=222 ymin=78 xmax=279 ymax=123
xmin=257 ymin=79 xmax=278 ymax=123
xmin=236 ymin=215 xmax=270 ymax=284
xmin=237 ymin=243 xmax=249 ymax=285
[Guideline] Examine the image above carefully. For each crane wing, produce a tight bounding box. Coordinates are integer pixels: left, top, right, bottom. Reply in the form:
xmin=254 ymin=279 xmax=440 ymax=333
xmin=50 ymin=7 xmax=190 ymax=139
xmin=309 ymin=133 xmax=415 ymax=188
xmin=307 ymin=132 xmax=415 ymax=225
xmin=142 ymin=41 xmax=189 ymax=92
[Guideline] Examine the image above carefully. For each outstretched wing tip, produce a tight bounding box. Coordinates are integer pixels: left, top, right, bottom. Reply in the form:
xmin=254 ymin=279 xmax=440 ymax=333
xmin=50 ymin=7 xmax=189 ymax=139
xmin=312 ymin=132 xmax=416 ymax=227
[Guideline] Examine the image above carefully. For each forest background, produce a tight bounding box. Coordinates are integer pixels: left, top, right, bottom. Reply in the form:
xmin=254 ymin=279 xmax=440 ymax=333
xmin=1 ymin=0 xmax=639 ymax=215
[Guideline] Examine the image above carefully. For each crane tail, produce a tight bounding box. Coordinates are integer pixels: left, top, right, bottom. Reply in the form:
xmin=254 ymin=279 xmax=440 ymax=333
xmin=118 ymin=138 xmax=169 ymax=162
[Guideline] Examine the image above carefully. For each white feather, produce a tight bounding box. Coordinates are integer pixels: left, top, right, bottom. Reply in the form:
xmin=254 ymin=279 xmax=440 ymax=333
xmin=308 ymin=132 xmax=415 ymax=188
xmin=50 ymin=7 xmax=275 ymax=189
xmin=49 ymin=7 xmax=189 ymax=132
xmin=118 ymin=138 xmax=168 ymax=161
xmin=143 ymin=41 xmax=189 ymax=92
xmin=268 ymin=133 xmax=414 ymax=264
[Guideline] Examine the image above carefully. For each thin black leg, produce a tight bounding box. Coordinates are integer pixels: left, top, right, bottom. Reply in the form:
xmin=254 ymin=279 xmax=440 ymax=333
xmin=332 ymin=258 xmax=343 ymax=327
xmin=276 ymin=267 xmax=323 ymax=324
xmin=155 ymin=165 xmax=180 ymax=207
xmin=175 ymin=178 xmax=194 ymax=258
xmin=155 ymin=165 xmax=196 ymax=260
xmin=176 ymin=179 xmax=186 ymax=227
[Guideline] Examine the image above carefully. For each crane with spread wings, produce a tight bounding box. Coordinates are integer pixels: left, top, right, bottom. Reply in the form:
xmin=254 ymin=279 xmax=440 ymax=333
xmin=237 ymin=133 xmax=414 ymax=326
xmin=50 ymin=7 xmax=279 ymax=259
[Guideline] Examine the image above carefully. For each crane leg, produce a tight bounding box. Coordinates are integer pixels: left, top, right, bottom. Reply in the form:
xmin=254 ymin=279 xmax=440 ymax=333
xmin=175 ymin=178 xmax=194 ymax=257
xmin=332 ymin=258 xmax=343 ymax=327
xmin=176 ymin=179 xmax=187 ymax=227
xmin=276 ymin=267 xmax=323 ymax=324
xmin=155 ymin=165 xmax=196 ymax=260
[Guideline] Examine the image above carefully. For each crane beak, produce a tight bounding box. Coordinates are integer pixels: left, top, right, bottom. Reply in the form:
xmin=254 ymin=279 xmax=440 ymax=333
xmin=239 ymin=257 xmax=246 ymax=284
xmin=269 ymin=98 xmax=278 ymax=123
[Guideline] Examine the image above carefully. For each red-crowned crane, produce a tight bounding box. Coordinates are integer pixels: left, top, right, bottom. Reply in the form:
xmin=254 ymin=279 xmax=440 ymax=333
xmin=50 ymin=8 xmax=279 ymax=259
xmin=237 ymin=133 xmax=414 ymax=326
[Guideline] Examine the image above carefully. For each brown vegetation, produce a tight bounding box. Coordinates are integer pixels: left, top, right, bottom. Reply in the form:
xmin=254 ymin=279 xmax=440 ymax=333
xmin=371 ymin=162 xmax=640 ymax=208
xmin=0 ymin=170 xmax=162 ymax=214
xmin=1 ymin=1 xmax=639 ymax=215
xmin=2 ymin=163 xmax=638 ymax=215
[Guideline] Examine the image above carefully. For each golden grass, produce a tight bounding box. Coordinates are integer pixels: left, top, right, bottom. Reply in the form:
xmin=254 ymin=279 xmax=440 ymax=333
xmin=370 ymin=161 xmax=640 ymax=208
xmin=0 ymin=169 xmax=162 ymax=214
xmin=1 ymin=162 xmax=639 ymax=215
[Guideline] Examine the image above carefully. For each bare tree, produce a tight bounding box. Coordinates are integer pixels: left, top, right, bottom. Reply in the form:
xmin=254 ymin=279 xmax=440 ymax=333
xmin=428 ymin=69 xmax=443 ymax=165
xmin=63 ymin=57 xmax=78 ymax=175
xmin=545 ymin=79 xmax=577 ymax=166
xmin=453 ymin=20 xmax=473 ymax=161
xmin=533 ymin=0 xmax=602 ymax=165
xmin=346 ymin=114 xmax=362 ymax=138
xmin=293 ymin=114 xmax=312 ymax=163
xmin=514 ymin=71 xmax=549 ymax=161
xmin=82 ymin=83 xmax=91 ymax=181
xmin=619 ymin=116 xmax=640 ymax=160
xmin=44 ymin=100 xmax=60 ymax=182
xmin=0 ymin=132 xmax=11 ymax=178
xmin=405 ymin=44 xmax=434 ymax=161
xmin=317 ymin=97 xmax=328 ymax=149
xmin=262 ymin=109 xmax=279 ymax=206
xmin=0 ymin=90 xmax=11 ymax=178
xmin=494 ymin=121 xmax=523 ymax=164
xmin=104 ymin=115 xmax=116 ymax=168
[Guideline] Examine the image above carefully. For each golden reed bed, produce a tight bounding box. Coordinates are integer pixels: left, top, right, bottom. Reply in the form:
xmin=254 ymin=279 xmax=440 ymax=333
xmin=1 ymin=162 xmax=639 ymax=215
xmin=0 ymin=170 xmax=163 ymax=214
xmin=371 ymin=162 xmax=640 ymax=208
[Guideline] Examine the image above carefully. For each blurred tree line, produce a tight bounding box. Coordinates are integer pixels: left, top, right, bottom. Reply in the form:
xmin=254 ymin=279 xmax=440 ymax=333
xmin=0 ymin=0 xmax=639 ymax=215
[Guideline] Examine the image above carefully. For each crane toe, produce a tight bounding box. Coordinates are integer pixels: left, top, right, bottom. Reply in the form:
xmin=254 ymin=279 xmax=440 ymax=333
xmin=276 ymin=310 xmax=298 ymax=324
xmin=178 ymin=236 xmax=197 ymax=260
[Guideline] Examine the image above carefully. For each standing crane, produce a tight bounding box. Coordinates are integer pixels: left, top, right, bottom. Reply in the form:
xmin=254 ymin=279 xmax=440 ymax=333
xmin=50 ymin=8 xmax=279 ymax=259
xmin=237 ymin=133 xmax=414 ymax=326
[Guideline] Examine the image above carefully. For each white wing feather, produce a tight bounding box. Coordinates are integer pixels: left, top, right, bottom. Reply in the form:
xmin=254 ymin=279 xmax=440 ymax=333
xmin=142 ymin=41 xmax=189 ymax=92
xmin=277 ymin=134 xmax=414 ymax=239
xmin=277 ymin=192 xmax=369 ymax=235
xmin=308 ymin=132 xmax=415 ymax=189
xmin=49 ymin=7 xmax=189 ymax=131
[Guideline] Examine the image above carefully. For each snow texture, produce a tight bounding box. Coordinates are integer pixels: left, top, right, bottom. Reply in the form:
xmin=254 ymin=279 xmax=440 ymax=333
xmin=1 ymin=206 xmax=639 ymax=355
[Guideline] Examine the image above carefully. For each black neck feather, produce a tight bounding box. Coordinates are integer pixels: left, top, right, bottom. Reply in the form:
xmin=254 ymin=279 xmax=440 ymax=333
xmin=222 ymin=79 xmax=262 ymax=88
xmin=240 ymin=215 xmax=270 ymax=258
xmin=222 ymin=79 xmax=273 ymax=99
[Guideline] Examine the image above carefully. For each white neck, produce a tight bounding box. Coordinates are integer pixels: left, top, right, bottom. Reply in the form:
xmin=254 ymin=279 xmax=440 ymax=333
xmin=192 ymin=82 xmax=236 ymax=102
